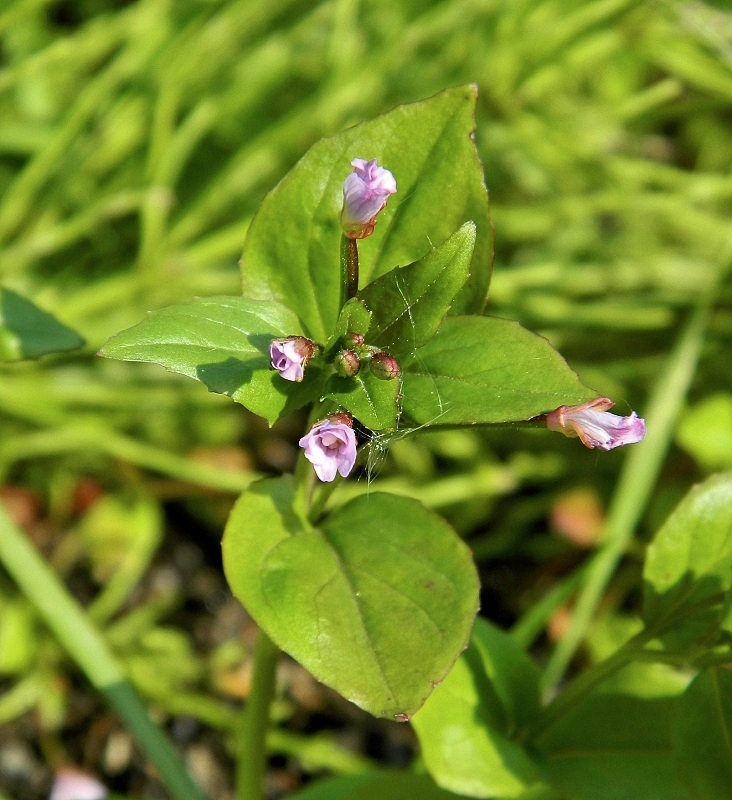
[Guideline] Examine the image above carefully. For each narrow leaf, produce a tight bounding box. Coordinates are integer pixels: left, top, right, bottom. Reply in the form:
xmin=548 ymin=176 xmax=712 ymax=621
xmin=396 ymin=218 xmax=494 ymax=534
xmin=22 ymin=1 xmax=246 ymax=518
xmin=99 ymin=296 xmax=324 ymax=426
xmin=240 ymin=86 xmax=492 ymax=341
xmin=0 ymin=287 xmax=84 ymax=360
xmin=359 ymin=222 xmax=475 ymax=360
xmin=400 ymin=316 xmax=597 ymax=426
xmin=222 ymin=477 xmax=479 ymax=720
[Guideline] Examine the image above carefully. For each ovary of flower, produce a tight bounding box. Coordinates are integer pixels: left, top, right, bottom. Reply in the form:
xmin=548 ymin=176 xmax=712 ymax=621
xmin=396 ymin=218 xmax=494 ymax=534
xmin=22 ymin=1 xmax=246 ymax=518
xmin=269 ymin=337 xmax=312 ymax=382
xmin=299 ymin=418 xmax=357 ymax=482
xmin=546 ymin=397 xmax=646 ymax=451
xmin=340 ymin=158 xmax=397 ymax=239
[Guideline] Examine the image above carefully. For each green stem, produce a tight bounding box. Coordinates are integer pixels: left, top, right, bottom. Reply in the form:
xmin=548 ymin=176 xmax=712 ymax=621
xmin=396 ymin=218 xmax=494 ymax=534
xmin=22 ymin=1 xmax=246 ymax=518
xmin=340 ymin=234 xmax=359 ymax=308
xmin=0 ymin=504 xmax=206 ymax=800
xmin=540 ymin=274 xmax=721 ymax=695
xmin=236 ymin=629 xmax=280 ymax=800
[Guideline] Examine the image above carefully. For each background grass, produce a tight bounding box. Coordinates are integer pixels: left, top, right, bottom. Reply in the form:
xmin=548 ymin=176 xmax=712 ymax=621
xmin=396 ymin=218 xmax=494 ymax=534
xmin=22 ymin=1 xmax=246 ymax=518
xmin=1 ymin=0 xmax=731 ymax=797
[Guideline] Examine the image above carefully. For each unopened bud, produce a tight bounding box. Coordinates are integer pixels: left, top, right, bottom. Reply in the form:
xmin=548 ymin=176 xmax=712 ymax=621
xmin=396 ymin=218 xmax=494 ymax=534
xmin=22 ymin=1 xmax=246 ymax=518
xmin=343 ymin=332 xmax=365 ymax=349
xmin=370 ymin=351 xmax=400 ymax=380
xmin=334 ymin=349 xmax=361 ymax=377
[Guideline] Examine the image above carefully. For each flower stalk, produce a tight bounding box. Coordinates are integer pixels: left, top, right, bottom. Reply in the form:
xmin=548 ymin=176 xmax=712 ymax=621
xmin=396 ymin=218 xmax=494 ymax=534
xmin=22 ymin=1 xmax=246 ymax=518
xmin=340 ymin=234 xmax=360 ymax=308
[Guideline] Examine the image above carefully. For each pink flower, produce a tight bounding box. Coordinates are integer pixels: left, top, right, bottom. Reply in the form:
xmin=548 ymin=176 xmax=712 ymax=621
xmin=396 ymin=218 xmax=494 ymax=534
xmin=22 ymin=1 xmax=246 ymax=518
xmin=546 ymin=397 xmax=646 ymax=451
xmin=269 ymin=337 xmax=315 ymax=382
xmin=49 ymin=767 xmax=108 ymax=800
xmin=340 ymin=158 xmax=397 ymax=239
xmin=299 ymin=416 xmax=358 ymax=482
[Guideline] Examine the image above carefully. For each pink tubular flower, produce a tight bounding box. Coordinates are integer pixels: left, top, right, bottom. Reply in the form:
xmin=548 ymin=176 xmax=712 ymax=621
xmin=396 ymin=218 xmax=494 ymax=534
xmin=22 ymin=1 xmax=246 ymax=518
xmin=49 ymin=768 xmax=108 ymax=800
xmin=299 ymin=415 xmax=358 ymax=482
xmin=340 ymin=158 xmax=397 ymax=239
xmin=546 ymin=397 xmax=646 ymax=451
xmin=269 ymin=337 xmax=315 ymax=382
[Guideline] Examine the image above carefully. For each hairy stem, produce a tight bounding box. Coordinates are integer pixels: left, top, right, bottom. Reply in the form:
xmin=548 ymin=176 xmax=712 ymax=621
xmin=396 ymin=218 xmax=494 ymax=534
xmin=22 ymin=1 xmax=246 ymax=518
xmin=340 ymin=234 xmax=359 ymax=307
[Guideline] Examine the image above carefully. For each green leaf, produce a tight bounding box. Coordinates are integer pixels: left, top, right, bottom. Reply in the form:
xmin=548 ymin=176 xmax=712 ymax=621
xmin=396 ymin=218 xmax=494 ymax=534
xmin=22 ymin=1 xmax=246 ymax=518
xmin=677 ymin=394 xmax=732 ymax=470
xmin=412 ymin=617 xmax=544 ymax=799
xmin=536 ymin=670 xmax=690 ymax=800
xmin=327 ymin=298 xmax=372 ymax=351
xmin=222 ymin=476 xmax=479 ymax=719
xmin=643 ymin=472 xmax=732 ymax=648
xmin=240 ymin=86 xmax=492 ymax=341
xmin=359 ymin=222 xmax=475 ymax=360
xmin=674 ymin=668 xmax=732 ymax=800
xmin=323 ymin=370 xmax=400 ymax=432
xmin=400 ymin=316 xmax=597 ymax=427
xmin=99 ymin=296 xmax=324 ymax=426
xmin=0 ymin=287 xmax=84 ymax=360
xmin=290 ymin=772 xmax=465 ymax=800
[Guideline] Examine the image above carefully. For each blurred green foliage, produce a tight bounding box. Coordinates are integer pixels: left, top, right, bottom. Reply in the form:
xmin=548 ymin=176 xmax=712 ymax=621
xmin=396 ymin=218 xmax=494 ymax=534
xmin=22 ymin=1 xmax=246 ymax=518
xmin=1 ymin=0 xmax=731 ymax=794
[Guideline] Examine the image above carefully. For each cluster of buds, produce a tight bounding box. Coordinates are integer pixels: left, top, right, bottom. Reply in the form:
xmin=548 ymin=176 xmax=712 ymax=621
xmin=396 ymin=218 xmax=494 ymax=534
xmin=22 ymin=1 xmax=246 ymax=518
xmin=545 ymin=397 xmax=646 ymax=451
xmin=274 ymin=155 xmax=646 ymax=486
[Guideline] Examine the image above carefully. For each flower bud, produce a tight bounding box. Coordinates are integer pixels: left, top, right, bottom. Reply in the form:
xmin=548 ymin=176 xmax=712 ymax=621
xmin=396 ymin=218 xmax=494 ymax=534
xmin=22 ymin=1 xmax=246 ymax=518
xmin=370 ymin=351 xmax=400 ymax=381
xmin=546 ymin=397 xmax=646 ymax=451
xmin=299 ymin=415 xmax=357 ymax=482
xmin=343 ymin=332 xmax=365 ymax=349
xmin=269 ymin=336 xmax=316 ymax=382
xmin=340 ymin=158 xmax=397 ymax=239
xmin=334 ymin=349 xmax=361 ymax=377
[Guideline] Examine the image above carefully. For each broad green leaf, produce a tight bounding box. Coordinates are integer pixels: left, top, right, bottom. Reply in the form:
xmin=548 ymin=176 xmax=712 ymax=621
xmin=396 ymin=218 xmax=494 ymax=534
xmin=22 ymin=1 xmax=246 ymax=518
xmin=99 ymin=296 xmax=324 ymax=426
xmin=674 ymin=668 xmax=732 ymax=800
xmin=643 ymin=472 xmax=732 ymax=648
xmin=400 ymin=316 xmax=597 ymax=426
xmin=323 ymin=370 xmax=400 ymax=431
xmin=222 ymin=476 xmax=479 ymax=719
xmin=359 ymin=222 xmax=475 ymax=360
xmin=0 ymin=287 xmax=84 ymax=360
xmin=290 ymin=772 xmax=465 ymax=800
xmin=240 ymin=86 xmax=492 ymax=341
xmin=412 ymin=617 xmax=544 ymax=799
xmin=536 ymin=670 xmax=690 ymax=800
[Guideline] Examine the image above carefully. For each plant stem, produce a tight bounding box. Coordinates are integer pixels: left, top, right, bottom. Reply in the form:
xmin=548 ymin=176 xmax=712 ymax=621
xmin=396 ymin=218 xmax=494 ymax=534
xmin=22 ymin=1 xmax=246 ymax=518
xmin=540 ymin=273 xmax=721 ymax=696
xmin=0 ymin=505 xmax=206 ymax=800
xmin=340 ymin=234 xmax=359 ymax=307
xmin=236 ymin=629 xmax=280 ymax=800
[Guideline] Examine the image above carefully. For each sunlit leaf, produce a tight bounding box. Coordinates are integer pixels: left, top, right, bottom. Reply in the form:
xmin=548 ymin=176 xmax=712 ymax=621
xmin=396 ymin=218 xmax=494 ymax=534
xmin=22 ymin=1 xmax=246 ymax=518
xmin=240 ymin=86 xmax=492 ymax=341
xmin=643 ymin=472 xmax=732 ymax=648
xmin=222 ymin=476 xmax=479 ymax=719
xmin=359 ymin=222 xmax=475 ymax=360
xmin=400 ymin=316 xmax=597 ymax=426
xmin=99 ymin=296 xmax=324 ymax=425
xmin=412 ymin=617 xmax=544 ymax=798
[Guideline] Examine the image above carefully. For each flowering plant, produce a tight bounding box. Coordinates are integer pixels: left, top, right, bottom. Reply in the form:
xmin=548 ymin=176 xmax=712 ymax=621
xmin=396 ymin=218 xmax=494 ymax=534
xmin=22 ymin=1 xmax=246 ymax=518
xmin=102 ymin=89 xmax=732 ymax=800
